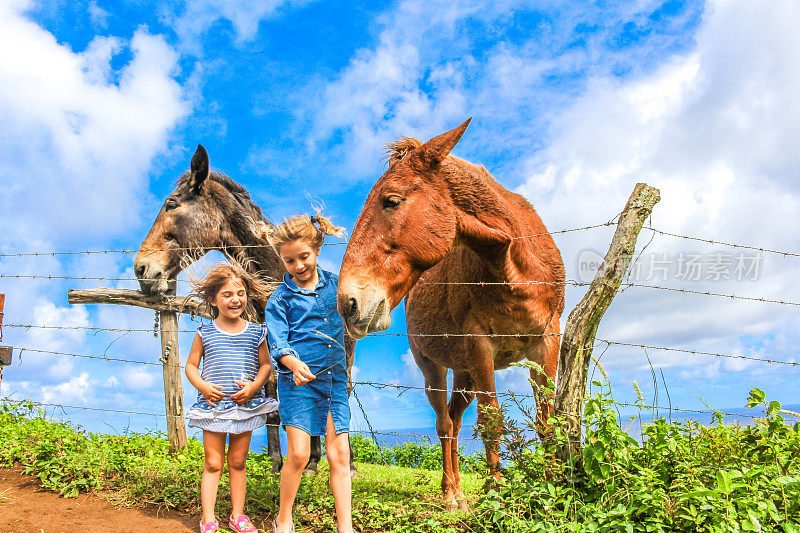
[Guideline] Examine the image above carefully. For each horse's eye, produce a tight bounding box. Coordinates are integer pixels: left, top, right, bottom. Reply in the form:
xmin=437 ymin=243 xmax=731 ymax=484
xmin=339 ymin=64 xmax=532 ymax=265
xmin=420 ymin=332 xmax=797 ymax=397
xmin=165 ymin=198 xmax=180 ymax=211
xmin=382 ymin=196 xmax=403 ymax=209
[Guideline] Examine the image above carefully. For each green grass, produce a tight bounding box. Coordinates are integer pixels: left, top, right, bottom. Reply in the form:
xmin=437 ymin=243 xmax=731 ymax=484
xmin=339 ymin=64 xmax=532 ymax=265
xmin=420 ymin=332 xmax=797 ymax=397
xmin=0 ymin=401 xmax=480 ymax=532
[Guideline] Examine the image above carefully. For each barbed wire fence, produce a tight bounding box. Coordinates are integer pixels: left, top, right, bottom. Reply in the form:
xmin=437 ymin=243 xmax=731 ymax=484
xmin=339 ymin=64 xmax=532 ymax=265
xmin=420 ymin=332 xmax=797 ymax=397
xmin=1 ymin=219 xmax=799 ymax=452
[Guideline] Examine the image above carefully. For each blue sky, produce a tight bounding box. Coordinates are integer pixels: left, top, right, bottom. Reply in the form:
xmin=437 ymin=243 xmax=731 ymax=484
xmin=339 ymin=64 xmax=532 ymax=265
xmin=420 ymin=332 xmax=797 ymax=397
xmin=2 ymin=0 xmax=799 ymax=441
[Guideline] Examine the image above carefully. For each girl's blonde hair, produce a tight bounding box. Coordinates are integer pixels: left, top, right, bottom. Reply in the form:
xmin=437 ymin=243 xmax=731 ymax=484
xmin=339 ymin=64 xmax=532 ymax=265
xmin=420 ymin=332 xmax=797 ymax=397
xmin=264 ymin=207 xmax=345 ymax=254
xmin=190 ymin=262 xmax=271 ymax=320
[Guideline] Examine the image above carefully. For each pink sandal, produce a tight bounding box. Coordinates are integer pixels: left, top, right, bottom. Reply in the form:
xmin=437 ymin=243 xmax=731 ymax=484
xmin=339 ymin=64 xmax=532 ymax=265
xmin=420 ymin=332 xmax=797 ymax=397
xmin=229 ymin=514 xmax=258 ymax=533
xmin=199 ymin=519 xmax=220 ymax=533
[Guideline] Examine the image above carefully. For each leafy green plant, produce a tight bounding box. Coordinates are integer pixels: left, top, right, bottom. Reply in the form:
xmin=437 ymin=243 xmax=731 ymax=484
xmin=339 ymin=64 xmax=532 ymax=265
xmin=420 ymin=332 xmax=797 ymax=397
xmin=2 ymin=383 xmax=798 ymax=533
xmin=350 ymin=433 xmax=484 ymax=473
xmin=470 ymin=384 xmax=800 ymax=532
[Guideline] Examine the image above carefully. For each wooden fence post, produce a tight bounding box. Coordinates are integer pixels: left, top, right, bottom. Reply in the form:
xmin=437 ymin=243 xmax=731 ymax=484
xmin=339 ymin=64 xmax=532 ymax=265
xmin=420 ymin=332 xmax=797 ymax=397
xmin=159 ymin=310 xmax=187 ymax=452
xmin=554 ymin=182 xmax=660 ymax=461
xmin=0 ymin=294 xmax=13 ymax=396
xmin=68 ymin=288 xmax=211 ymax=452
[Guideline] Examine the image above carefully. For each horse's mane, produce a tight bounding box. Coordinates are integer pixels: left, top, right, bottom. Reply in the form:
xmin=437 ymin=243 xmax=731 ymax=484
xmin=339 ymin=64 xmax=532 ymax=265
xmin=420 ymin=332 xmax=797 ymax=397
xmin=386 ymin=136 xmax=492 ymax=180
xmin=386 ymin=137 xmax=422 ymax=166
xmin=176 ymin=171 xmax=267 ymax=222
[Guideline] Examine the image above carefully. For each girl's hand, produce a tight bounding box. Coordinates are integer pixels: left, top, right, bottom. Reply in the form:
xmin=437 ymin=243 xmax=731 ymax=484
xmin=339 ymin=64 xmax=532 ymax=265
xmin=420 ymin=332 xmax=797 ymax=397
xmin=291 ymin=361 xmax=316 ymax=386
xmin=231 ymin=381 xmax=256 ymax=403
xmin=199 ymin=381 xmax=224 ymax=406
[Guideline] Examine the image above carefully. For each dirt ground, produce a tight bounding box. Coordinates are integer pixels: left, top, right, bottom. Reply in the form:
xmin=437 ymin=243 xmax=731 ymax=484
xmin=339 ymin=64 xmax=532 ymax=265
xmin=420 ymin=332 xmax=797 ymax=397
xmin=0 ymin=467 xmax=197 ymax=532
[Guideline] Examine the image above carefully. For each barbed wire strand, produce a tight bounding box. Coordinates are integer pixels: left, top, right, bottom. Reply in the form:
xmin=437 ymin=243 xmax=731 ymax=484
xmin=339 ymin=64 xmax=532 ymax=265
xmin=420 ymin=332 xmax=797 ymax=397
xmin=595 ymin=339 xmax=800 ymax=367
xmin=4 ymin=221 xmax=800 ymax=259
xmin=0 ymin=274 xmax=191 ymax=284
xmin=4 ymin=395 xmax=787 ymax=441
xmin=2 ymin=323 xmax=564 ymax=338
xmin=648 ymin=228 xmax=800 ymax=258
xmin=620 ymin=282 xmax=800 ymax=307
xmin=4 ymin=270 xmax=799 ymax=308
xmin=0 ymin=397 xmax=482 ymax=442
xmin=1 ymin=273 xmax=585 ymax=287
xmin=0 ymin=221 xmax=621 ymax=259
xmin=14 ymin=347 xmax=170 ymax=367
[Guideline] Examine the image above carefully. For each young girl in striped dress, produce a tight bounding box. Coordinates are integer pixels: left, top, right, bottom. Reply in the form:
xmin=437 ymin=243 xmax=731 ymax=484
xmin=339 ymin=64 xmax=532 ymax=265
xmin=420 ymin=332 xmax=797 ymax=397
xmin=186 ymin=263 xmax=278 ymax=533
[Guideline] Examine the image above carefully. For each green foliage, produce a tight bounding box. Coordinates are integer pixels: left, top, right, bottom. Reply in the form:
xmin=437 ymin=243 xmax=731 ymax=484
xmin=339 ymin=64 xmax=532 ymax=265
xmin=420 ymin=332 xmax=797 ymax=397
xmin=1 ymin=385 xmax=798 ymax=532
xmin=350 ymin=433 xmax=484 ymax=473
xmin=469 ymin=385 xmax=800 ymax=532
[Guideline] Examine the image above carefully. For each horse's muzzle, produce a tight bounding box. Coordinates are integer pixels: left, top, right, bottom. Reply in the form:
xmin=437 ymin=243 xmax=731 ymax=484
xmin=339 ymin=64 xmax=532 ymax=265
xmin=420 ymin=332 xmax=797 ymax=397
xmin=337 ymin=285 xmax=391 ymax=339
xmin=134 ymin=260 xmax=172 ymax=295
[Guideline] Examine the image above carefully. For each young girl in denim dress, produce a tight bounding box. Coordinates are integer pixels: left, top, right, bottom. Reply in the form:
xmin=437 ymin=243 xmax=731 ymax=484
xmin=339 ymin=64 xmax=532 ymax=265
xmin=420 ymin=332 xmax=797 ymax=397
xmin=185 ymin=263 xmax=278 ymax=533
xmin=263 ymin=211 xmax=353 ymax=533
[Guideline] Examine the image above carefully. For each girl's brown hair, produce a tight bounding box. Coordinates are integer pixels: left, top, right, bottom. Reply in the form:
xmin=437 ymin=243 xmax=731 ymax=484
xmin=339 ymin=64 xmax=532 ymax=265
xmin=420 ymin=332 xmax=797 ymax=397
xmin=190 ymin=262 xmax=272 ymax=320
xmin=263 ymin=207 xmax=345 ymax=254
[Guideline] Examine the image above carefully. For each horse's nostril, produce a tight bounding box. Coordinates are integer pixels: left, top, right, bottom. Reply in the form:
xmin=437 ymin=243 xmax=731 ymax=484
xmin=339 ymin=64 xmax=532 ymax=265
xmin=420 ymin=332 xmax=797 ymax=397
xmin=135 ymin=265 xmax=145 ymax=278
xmin=346 ymin=297 xmax=358 ymax=318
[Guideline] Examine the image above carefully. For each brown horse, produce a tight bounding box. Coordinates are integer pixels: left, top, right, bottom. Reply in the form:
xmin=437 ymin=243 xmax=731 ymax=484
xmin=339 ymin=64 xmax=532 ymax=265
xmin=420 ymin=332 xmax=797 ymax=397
xmin=338 ymin=119 xmax=564 ymax=510
xmin=135 ymin=145 xmax=355 ymax=475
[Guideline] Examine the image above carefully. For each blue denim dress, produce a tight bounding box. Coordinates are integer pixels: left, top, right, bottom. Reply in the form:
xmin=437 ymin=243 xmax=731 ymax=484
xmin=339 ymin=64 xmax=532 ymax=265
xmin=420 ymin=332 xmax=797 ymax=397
xmin=264 ymin=267 xmax=350 ymax=436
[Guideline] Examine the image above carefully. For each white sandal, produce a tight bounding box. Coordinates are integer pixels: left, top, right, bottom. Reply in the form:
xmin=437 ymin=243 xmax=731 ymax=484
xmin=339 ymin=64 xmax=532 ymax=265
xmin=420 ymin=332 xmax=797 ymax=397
xmin=273 ymin=519 xmax=295 ymax=533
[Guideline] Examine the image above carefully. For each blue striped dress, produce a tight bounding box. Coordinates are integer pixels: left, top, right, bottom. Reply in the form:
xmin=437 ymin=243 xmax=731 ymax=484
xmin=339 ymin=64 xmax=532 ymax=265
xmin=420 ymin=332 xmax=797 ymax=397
xmin=186 ymin=321 xmax=278 ymax=434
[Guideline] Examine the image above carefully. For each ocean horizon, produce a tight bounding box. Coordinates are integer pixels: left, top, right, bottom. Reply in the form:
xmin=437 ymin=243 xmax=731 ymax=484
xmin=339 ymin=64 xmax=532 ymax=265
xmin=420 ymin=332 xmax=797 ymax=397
xmin=246 ymin=403 xmax=800 ymax=454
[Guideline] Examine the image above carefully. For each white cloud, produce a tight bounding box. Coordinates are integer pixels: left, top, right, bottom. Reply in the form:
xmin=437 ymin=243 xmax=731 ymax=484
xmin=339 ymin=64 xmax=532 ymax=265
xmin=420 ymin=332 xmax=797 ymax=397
xmin=512 ymin=0 xmax=800 ymax=379
xmin=121 ymin=366 xmax=158 ymax=390
xmin=400 ymin=349 xmax=423 ymax=382
xmin=164 ymin=0 xmax=316 ymax=52
xmin=27 ymin=301 xmax=90 ymax=350
xmin=0 ymin=1 xmax=187 ymax=245
xmin=87 ymin=1 xmax=109 ymax=29
xmin=0 ymin=2 xmax=187 ymax=417
xmin=47 ymin=357 xmax=75 ymax=380
xmin=282 ymin=0 xmax=800 ymax=409
xmin=41 ymin=371 xmax=95 ymax=405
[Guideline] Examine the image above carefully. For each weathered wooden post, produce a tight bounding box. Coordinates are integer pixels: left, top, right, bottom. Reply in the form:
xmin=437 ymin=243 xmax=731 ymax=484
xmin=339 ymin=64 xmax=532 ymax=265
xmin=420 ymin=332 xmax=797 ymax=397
xmin=159 ymin=310 xmax=187 ymax=452
xmin=554 ymin=182 xmax=660 ymax=461
xmin=0 ymin=294 xmax=13 ymax=396
xmin=67 ymin=288 xmax=212 ymax=452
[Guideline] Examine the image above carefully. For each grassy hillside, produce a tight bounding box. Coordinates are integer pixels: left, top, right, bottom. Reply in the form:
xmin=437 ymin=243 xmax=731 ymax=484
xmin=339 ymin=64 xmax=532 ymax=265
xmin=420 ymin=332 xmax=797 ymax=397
xmin=1 ymin=386 xmax=798 ymax=532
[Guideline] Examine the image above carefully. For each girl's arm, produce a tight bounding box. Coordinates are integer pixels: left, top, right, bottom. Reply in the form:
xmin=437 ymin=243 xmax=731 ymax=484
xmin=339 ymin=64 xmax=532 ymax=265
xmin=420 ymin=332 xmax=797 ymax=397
xmin=185 ymin=333 xmax=224 ymax=406
xmin=231 ymin=341 xmax=273 ymax=403
xmin=265 ymin=295 xmax=316 ymax=386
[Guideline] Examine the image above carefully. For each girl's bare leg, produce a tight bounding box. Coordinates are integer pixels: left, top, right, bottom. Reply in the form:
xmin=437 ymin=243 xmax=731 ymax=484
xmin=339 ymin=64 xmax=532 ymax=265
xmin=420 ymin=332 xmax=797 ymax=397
xmin=201 ymin=431 xmax=228 ymax=524
xmin=326 ymin=412 xmax=353 ymax=533
xmin=227 ymin=431 xmax=253 ymax=518
xmin=276 ymin=426 xmax=311 ymax=531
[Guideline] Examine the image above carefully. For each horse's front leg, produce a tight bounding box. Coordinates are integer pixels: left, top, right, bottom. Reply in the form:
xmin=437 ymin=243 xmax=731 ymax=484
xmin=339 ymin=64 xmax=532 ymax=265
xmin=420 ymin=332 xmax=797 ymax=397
xmin=306 ymin=437 xmax=322 ymax=475
xmin=417 ymin=358 xmax=459 ymax=511
xmin=449 ymin=370 xmax=475 ymax=511
xmin=471 ymin=342 xmax=501 ymax=480
xmin=264 ymin=378 xmax=283 ymax=473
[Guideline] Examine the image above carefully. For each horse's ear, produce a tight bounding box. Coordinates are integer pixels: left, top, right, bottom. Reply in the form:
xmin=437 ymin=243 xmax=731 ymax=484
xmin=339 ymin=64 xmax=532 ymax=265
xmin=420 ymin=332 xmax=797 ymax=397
xmin=458 ymin=212 xmax=512 ymax=247
xmin=189 ymin=144 xmax=209 ymax=194
xmin=411 ymin=118 xmax=471 ymax=170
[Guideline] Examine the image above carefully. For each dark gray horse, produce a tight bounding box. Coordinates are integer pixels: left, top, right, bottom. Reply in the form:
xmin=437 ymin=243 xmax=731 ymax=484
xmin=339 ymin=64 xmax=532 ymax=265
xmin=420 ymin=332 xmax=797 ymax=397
xmin=135 ymin=145 xmax=355 ymax=474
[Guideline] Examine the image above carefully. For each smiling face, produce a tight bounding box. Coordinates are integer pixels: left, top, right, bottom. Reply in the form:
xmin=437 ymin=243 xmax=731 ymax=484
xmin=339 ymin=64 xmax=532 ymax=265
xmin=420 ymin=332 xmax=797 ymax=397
xmin=278 ymin=239 xmax=320 ymax=287
xmin=211 ymin=277 xmax=247 ymax=320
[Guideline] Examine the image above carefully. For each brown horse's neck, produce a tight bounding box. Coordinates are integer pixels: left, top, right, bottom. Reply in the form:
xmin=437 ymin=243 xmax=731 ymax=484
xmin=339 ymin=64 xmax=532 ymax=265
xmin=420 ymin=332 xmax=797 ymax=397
xmin=446 ymin=162 xmax=553 ymax=288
